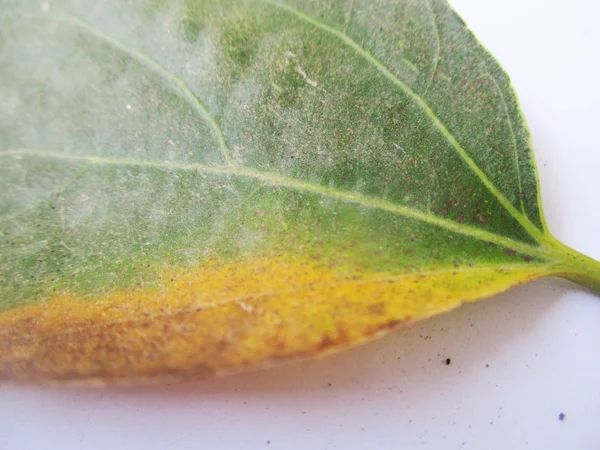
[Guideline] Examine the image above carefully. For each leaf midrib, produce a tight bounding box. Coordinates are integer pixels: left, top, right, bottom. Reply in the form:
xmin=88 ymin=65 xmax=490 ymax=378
xmin=2 ymin=148 xmax=550 ymax=260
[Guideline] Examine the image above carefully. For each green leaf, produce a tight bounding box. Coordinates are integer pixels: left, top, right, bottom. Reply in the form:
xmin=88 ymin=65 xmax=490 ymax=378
xmin=0 ymin=0 xmax=598 ymax=384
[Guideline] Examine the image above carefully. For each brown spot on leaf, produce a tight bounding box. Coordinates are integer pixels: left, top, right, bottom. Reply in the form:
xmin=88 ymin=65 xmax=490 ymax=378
xmin=368 ymin=302 xmax=387 ymax=316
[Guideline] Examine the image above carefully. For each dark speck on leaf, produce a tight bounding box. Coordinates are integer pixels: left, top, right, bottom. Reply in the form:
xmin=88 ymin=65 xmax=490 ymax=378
xmin=445 ymin=358 xmax=451 ymax=365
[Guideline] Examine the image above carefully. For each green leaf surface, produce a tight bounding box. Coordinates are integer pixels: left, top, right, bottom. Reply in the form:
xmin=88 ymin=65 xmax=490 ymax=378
xmin=0 ymin=0 xmax=598 ymax=384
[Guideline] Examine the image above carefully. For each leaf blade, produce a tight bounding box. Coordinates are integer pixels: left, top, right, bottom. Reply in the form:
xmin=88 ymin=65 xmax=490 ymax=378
xmin=0 ymin=0 xmax=599 ymax=383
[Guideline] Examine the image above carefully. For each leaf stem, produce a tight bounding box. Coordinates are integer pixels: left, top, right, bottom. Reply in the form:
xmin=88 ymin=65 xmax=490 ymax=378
xmin=545 ymin=235 xmax=600 ymax=295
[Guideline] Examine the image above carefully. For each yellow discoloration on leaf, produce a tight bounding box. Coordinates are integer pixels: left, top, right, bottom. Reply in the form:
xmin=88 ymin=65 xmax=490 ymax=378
xmin=0 ymin=257 xmax=554 ymax=384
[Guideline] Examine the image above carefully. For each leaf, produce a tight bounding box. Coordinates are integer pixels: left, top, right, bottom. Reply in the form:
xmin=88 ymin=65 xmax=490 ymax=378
xmin=0 ymin=0 xmax=598 ymax=384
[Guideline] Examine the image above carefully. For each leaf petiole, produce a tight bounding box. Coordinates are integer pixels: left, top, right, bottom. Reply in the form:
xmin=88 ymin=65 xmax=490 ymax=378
xmin=544 ymin=235 xmax=600 ymax=295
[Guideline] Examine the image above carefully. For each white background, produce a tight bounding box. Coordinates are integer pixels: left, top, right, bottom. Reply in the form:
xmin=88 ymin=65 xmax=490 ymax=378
xmin=2 ymin=0 xmax=600 ymax=449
